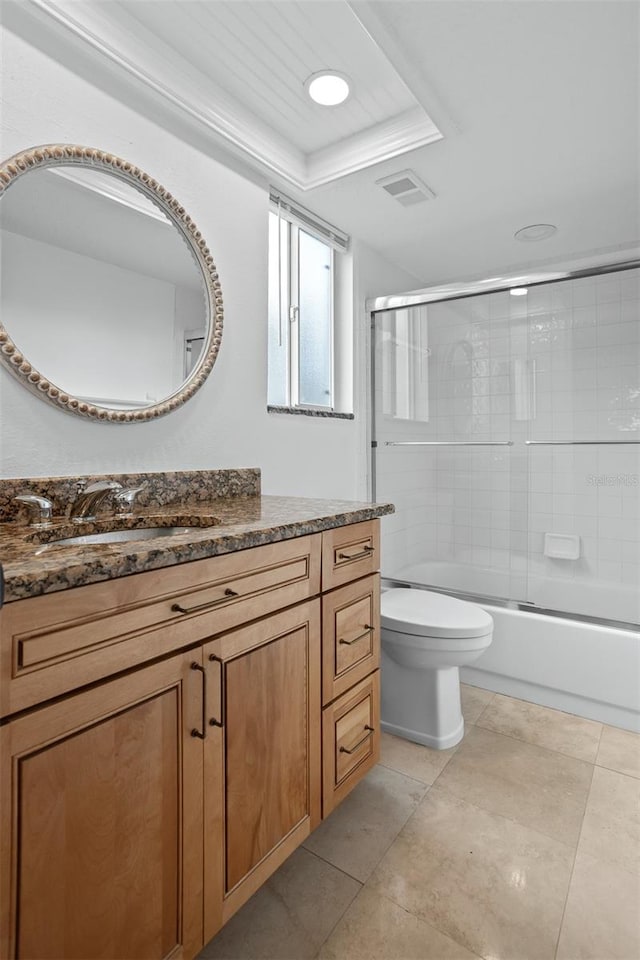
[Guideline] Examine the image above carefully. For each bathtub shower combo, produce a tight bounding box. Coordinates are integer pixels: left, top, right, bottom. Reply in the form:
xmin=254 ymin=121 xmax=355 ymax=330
xmin=370 ymin=262 xmax=640 ymax=735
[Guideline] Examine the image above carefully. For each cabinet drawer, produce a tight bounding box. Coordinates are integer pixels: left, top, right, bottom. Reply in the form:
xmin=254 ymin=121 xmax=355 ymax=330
xmin=0 ymin=535 xmax=321 ymax=717
xmin=322 ymin=574 xmax=380 ymax=705
xmin=321 ymin=520 xmax=379 ymax=591
xmin=322 ymin=671 xmax=380 ymax=817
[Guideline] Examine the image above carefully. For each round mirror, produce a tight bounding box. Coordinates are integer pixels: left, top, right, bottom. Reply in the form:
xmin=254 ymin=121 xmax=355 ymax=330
xmin=0 ymin=145 xmax=223 ymax=422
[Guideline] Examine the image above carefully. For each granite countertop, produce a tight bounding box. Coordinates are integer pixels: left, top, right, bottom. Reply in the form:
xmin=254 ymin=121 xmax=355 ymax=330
xmin=0 ymin=495 xmax=394 ymax=603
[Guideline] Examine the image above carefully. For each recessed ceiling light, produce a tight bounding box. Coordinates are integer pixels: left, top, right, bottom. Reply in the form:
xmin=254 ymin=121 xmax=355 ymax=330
xmin=510 ymin=287 xmax=528 ymax=296
xmin=514 ymin=223 xmax=558 ymax=242
xmin=304 ymin=71 xmax=351 ymax=106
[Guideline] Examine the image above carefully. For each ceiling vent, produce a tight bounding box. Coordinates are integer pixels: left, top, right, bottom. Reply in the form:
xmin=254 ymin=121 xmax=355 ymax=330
xmin=376 ymin=170 xmax=436 ymax=207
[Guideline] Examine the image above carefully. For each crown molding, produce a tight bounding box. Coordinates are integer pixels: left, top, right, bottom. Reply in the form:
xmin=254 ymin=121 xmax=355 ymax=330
xmin=307 ymin=107 xmax=442 ymax=189
xmin=26 ymin=0 xmax=307 ymax=184
xmin=22 ymin=0 xmax=443 ymax=191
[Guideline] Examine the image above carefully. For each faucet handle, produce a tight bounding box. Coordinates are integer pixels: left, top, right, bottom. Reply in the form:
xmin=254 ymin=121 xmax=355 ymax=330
xmin=113 ymin=481 xmax=148 ymax=516
xmin=83 ymin=480 xmax=123 ymax=495
xmin=13 ymin=494 xmax=54 ymax=527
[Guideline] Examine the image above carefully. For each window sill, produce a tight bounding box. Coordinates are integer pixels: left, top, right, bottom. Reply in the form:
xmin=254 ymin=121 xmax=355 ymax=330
xmin=267 ymin=405 xmax=355 ymax=421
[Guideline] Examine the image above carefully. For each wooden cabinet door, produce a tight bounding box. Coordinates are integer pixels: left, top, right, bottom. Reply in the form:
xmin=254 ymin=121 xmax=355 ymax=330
xmin=203 ymin=600 xmax=321 ymax=928
xmin=0 ymin=651 xmax=206 ymax=960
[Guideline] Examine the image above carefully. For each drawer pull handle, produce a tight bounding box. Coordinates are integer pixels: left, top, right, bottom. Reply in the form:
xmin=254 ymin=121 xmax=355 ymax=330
xmin=172 ymin=588 xmax=239 ymax=615
xmin=190 ymin=662 xmax=207 ymax=740
xmin=339 ymin=625 xmax=373 ymax=645
xmin=337 ymin=545 xmax=374 ymax=562
xmin=340 ymin=725 xmax=374 ymax=754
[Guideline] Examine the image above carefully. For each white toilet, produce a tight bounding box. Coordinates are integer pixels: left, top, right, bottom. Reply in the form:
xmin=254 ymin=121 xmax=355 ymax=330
xmin=381 ymin=588 xmax=493 ymax=750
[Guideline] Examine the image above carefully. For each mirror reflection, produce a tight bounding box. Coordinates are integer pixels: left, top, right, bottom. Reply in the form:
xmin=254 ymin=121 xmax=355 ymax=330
xmin=0 ymin=165 xmax=208 ymax=409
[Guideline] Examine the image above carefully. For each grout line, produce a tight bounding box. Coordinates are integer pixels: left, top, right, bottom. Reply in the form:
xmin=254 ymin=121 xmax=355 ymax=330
xmin=472 ymin=719 xmax=602 ymax=767
xmin=306 ymin=769 xmax=433 ymax=899
xmin=363 ymin=885 xmax=486 ymax=960
xmin=429 ymin=779 xmax=582 ymax=855
xmin=594 ymin=758 xmax=640 ymax=781
xmin=306 ymin=855 xmax=363 ymax=960
xmin=552 ymin=763 xmax=595 ymax=959
xmin=376 ymin=759 xmax=433 ymax=787
xmin=302 ymin=846 xmax=365 ymax=886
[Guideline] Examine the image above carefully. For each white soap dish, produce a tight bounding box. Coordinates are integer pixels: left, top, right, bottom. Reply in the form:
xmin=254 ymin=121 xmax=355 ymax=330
xmin=544 ymin=533 xmax=580 ymax=560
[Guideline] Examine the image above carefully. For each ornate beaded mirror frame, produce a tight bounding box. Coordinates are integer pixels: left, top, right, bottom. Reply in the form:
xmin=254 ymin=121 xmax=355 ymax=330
xmin=0 ymin=144 xmax=223 ymax=423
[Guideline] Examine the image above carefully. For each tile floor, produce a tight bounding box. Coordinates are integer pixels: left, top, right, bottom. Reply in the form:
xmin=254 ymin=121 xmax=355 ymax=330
xmin=197 ymin=685 xmax=640 ymax=960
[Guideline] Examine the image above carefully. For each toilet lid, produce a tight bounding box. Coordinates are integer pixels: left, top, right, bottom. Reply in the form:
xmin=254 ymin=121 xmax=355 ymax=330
xmin=381 ymin=588 xmax=493 ymax=639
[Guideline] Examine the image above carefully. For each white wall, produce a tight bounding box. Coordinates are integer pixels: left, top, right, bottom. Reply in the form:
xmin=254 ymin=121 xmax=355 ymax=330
xmin=0 ymin=27 xmax=418 ymax=498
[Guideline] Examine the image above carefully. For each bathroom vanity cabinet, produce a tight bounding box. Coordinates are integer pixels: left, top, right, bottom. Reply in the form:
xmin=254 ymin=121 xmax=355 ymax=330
xmin=0 ymin=519 xmax=381 ymax=960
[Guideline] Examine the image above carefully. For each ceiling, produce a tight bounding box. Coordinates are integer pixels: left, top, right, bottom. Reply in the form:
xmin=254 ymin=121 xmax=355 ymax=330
xmin=5 ymin=0 xmax=639 ymax=286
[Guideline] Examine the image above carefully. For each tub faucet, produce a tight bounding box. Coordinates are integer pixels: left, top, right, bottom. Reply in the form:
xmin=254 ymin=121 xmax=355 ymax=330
xmin=70 ymin=480 xmax=123 ymax=523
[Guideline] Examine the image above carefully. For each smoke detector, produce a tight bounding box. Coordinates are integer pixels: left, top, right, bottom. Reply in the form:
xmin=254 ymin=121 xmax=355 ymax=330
xmin=376 ymin=170 xmax=436 ymax=207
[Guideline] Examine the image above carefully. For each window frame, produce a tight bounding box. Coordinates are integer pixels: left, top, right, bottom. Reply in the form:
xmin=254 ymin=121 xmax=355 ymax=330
xmin=268 ymin=195 xmax=349 ymax=415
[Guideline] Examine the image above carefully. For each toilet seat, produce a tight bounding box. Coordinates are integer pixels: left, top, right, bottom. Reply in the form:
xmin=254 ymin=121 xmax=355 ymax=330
xmin=381 ymin=588 xmax=493 ymax=640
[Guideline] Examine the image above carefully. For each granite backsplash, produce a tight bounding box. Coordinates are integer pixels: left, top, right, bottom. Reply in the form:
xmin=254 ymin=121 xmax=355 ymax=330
xmin=0 ymin=468 xmax=261 ymax=523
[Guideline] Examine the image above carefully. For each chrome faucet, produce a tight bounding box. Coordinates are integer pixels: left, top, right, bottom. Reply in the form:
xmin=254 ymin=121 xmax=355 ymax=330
xmin=13 ymin=494 xmax=54 ymax=527
xmin=70 ymin=480 xmax=123 ymax=523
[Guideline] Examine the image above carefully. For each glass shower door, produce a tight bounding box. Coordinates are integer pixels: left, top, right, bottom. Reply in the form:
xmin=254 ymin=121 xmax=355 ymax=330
xmin=373 ymin=293 xmax=526 ymax=604
xmin=524 ymin=267 xmax=640 ymax=624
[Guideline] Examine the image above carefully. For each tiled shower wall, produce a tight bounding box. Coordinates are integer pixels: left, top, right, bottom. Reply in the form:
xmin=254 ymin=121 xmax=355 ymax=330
xmin=374 ymin=266 xmax=640 ymax=623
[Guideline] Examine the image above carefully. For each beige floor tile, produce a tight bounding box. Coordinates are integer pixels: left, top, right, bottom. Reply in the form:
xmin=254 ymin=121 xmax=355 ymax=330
xmin=597 ymin=724 xmax=640 ymax=779
xmin=379 ymin=732 xmax=458 ymax=785
xmin=579 ymin=765 xmax=640 ymax=876
xmin=198 ymin=848 xmax=360 ymax=960
xmin=434 ymin=725 xmax=593 ymax=845
xmin=369 ymin=786 xmax=574 ymax=960
xmin=303 ymin=764 xmax=427 ymax=882
xmin=319 ymin=886 xmax=480 ymax=960
xmin=477 ymin=693 xmax=602 ymax=762
xmin=556 ymin=851 xmax=640 ymax=960
xmin=460 ymin=683 xmax=495 ymax=724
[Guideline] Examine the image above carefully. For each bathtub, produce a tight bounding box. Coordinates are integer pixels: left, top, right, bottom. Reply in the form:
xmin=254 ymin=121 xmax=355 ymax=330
xmin=390 ymin=561 xmax=640 ymax=732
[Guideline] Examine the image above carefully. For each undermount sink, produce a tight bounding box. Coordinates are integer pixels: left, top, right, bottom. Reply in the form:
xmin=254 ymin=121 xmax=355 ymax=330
xmin=47 ymin=526 xmax=198 ymax=547
xmin=32 ymin=521 xmax=217 ymax=554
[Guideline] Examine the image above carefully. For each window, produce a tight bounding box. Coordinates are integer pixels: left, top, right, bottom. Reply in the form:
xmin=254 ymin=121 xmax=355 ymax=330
xmin=268 ymin=191 xmax=350 ymax=412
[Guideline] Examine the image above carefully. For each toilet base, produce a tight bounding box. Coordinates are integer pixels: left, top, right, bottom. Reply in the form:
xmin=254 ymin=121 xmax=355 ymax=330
xmin=381 ymin=652 xmax=466 ymax=750
xmin=381 ymin=716 xmax=464 ymax=750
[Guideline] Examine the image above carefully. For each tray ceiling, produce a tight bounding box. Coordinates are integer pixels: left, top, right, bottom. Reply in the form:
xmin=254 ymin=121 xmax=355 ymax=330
xmin=22 ymin=0 xmax=443 ymax=189
xmin=4 ymin=0 xmax=637 ymax=283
